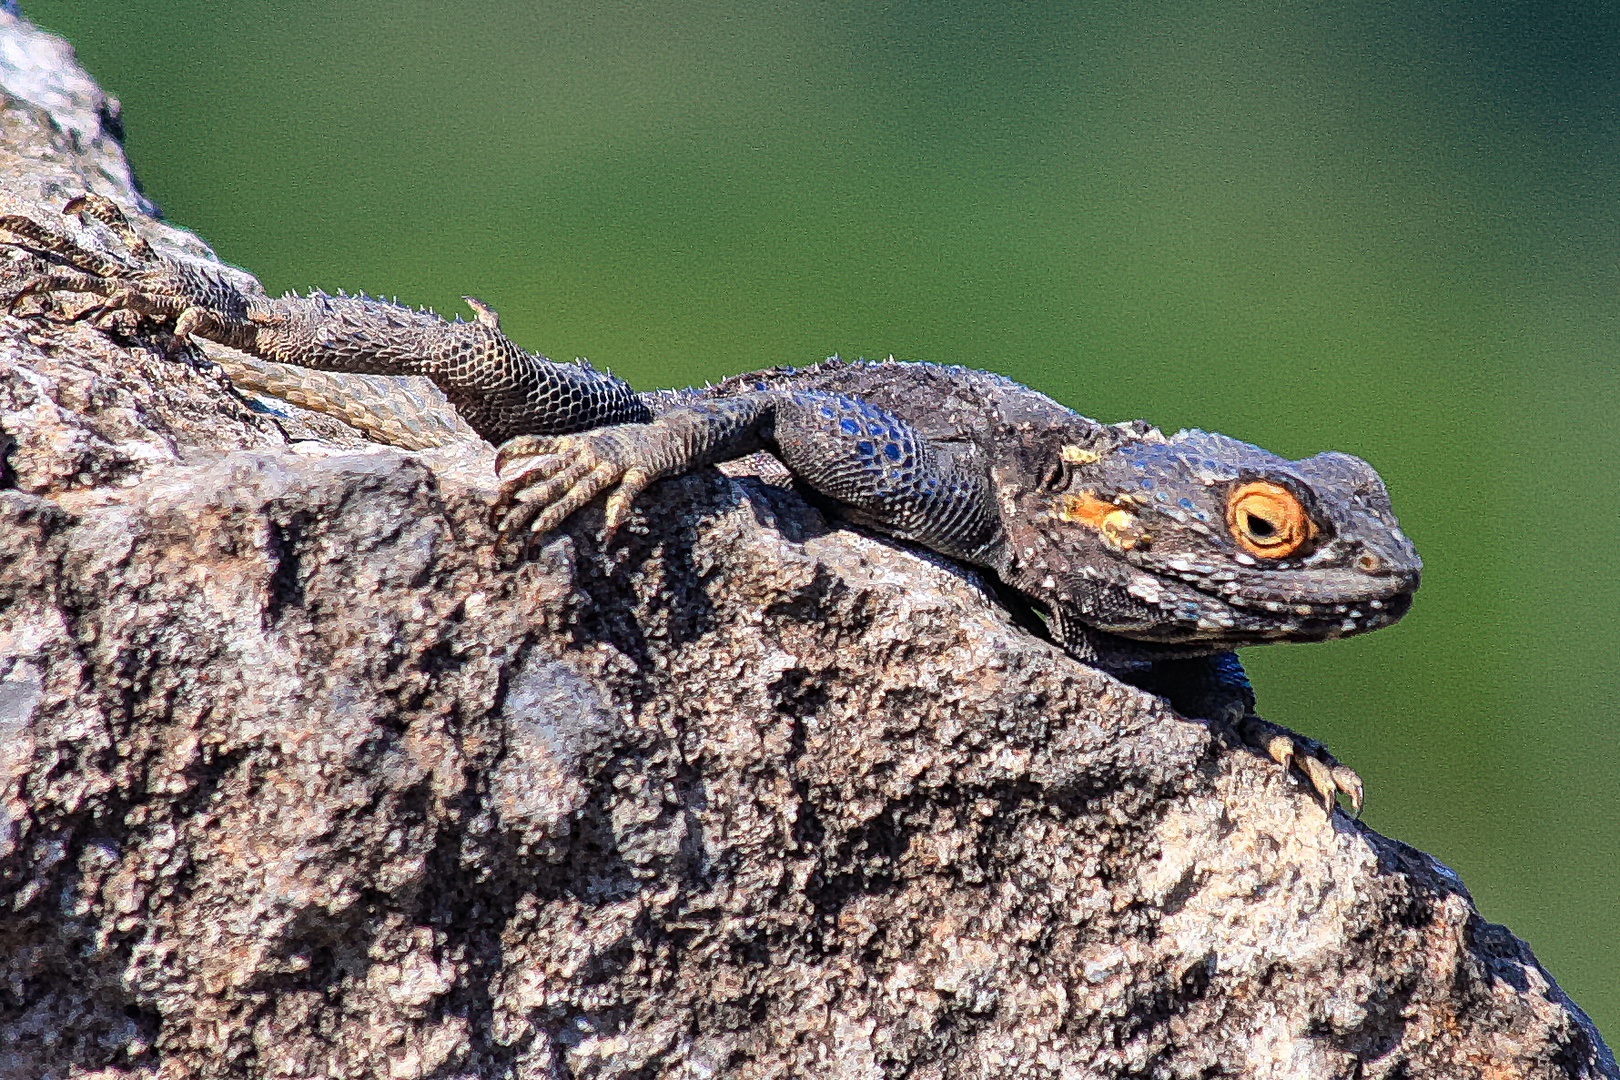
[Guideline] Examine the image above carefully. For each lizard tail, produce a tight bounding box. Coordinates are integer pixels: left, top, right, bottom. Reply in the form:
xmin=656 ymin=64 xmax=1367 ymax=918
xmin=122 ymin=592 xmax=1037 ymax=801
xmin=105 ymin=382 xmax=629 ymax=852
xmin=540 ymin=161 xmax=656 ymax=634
xmin=203 ymin=344 xmax=481 ymax=451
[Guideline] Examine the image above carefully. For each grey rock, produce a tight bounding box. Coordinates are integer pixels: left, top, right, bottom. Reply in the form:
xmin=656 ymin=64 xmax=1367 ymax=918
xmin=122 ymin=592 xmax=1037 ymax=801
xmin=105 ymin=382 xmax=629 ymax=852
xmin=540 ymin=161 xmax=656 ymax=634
xmin=0 ymin=12 xmax=1611 ymax=1080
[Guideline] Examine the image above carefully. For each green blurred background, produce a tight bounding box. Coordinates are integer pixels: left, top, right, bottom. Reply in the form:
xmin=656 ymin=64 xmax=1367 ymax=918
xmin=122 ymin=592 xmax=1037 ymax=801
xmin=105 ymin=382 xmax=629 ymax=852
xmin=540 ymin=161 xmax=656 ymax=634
xmin=24 ymin=0 xmax=1618 ymax=1032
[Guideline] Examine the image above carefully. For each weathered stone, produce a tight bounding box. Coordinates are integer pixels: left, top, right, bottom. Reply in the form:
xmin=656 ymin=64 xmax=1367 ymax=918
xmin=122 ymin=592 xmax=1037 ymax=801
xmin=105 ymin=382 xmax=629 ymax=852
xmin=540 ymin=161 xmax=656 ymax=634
xmin=0 ymin=12 xmax=1611 ymax=1079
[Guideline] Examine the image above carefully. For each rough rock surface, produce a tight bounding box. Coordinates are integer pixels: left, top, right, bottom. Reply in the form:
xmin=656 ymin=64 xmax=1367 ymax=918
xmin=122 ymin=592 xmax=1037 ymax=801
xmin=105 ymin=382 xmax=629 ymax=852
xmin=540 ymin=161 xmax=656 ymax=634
xmin=0 ymin=12 xmax=1612 ymax=1080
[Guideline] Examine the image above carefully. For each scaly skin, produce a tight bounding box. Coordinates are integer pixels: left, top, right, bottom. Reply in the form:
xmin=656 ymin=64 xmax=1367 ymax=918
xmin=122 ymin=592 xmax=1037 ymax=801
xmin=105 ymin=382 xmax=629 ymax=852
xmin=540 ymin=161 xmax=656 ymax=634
xmin=1 ymin=196 xmax=1423 ymax=814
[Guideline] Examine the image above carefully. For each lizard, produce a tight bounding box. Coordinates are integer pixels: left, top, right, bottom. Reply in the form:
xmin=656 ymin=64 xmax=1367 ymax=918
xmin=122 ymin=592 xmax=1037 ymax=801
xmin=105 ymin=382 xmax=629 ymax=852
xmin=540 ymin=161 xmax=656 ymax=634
xmin=0 ymin=195 xmax=1422 ymax=813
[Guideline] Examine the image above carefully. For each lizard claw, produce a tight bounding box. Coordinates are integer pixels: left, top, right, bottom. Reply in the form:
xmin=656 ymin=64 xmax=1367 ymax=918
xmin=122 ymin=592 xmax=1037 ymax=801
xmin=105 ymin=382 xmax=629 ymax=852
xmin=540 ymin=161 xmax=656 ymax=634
xmin=492 ymin=426 xmax=665 ymax=541
xmin=1330 ymin=764 xmax=1365 ymax=817
xmin=1261 ymin=733 xmax=1294 ymax=772
xmin=1236 ymin=716 xmax=1364 ymax=817
xmin=492 ymin=434 xmax=560 ymax=479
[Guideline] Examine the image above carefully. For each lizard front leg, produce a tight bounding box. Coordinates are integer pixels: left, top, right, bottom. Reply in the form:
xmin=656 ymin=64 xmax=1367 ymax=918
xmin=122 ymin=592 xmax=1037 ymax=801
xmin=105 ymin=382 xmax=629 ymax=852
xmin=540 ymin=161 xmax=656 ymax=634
xmin=1129 ymin=653 xmax=1364 ymax=815
xmin=495 ymin=389 xmax=1005 ymax=560
xmin=494 ymin=395 xmax=776 ymax=536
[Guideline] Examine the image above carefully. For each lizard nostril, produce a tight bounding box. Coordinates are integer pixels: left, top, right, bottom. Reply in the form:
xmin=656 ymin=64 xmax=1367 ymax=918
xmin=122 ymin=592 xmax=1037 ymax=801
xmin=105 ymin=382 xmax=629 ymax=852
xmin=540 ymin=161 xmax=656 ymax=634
xmin=1356 ymin=553 xmax=1383 ymax=573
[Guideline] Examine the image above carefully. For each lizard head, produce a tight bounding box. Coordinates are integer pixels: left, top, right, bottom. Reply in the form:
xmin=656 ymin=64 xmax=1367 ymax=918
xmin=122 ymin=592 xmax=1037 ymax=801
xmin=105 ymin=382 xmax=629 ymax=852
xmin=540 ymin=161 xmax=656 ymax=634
xmin=1011 ymin=427 xmax=1421 ymax=650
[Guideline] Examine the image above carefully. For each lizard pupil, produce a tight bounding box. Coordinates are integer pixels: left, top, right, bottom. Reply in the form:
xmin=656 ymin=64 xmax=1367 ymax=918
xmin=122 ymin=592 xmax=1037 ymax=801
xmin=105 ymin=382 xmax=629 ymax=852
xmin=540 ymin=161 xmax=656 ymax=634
xmin=1245 ymin=512 xmax=1276 ymax=538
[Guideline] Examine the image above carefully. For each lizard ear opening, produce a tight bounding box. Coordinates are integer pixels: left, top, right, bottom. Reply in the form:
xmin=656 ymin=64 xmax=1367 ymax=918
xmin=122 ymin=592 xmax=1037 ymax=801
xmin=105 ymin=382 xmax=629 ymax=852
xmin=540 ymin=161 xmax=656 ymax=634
xmin=1041 ymin=443 xmax=1099 ymax=491
xmin=1226 ymin=481 xmax=1312 ymax=558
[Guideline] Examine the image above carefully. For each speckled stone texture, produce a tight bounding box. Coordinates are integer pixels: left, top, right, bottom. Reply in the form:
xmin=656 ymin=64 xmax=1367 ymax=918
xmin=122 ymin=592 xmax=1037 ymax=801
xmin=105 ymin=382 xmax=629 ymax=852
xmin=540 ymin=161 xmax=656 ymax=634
xmin=0 ymin=12 xmax=1613 ymax=1080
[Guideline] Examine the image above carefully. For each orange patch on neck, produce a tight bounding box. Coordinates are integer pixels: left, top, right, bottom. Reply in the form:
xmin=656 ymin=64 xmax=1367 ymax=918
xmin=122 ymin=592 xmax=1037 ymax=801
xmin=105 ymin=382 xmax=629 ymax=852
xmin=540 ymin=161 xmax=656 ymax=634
xmin=1057 ymin=491 xmax=1119 ymax=528
xmin=1057 ymin=491 xmax=1149 ymax=550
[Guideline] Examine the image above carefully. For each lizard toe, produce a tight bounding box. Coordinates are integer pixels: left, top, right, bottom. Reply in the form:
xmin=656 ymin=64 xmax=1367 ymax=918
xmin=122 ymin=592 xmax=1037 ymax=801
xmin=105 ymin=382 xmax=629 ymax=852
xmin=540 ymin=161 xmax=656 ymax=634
xmin=495 ymin=452 xmax=571 ymax=508
xmin=493 ymin=495 xmax=548 ymax=541
xmin=494 ymin=434 xmax=565 ymax=476
xmin=1298 ymin=756 xmax=1337 ymax=815
xmin=1331 ymin=764 xmax=1365 ymax=817
xmin=602 ymin=465 xmax=652 ymax=537
xmin=520 ymin=457 xmax=601 ymax=512
xmin=1236 ymin=716 xmax=1362 ymax=818
xmin=63 ymin=193 xmax=153 ymax=258
xmin=532 ymin=460 xmax=623 ymax=534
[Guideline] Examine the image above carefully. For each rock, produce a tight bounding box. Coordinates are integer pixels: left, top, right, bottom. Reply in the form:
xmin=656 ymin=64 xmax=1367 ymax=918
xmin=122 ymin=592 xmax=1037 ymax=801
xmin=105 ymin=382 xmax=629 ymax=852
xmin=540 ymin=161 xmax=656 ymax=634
xmin=0 ymin=11 xmax=1611 ymax=1079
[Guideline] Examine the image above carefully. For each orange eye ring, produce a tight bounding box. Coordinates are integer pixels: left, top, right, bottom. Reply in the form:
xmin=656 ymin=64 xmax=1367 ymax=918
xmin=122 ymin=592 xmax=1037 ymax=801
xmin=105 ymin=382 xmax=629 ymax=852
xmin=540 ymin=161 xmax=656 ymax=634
xmin=1226 ymin=481 xmax=1312 ymax=558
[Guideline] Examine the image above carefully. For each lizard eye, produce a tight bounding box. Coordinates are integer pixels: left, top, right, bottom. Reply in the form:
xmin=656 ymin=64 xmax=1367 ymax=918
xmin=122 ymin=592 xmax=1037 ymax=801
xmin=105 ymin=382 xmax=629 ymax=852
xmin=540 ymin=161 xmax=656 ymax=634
xmin=1226 ymin=481 xmax=1312 ymax=558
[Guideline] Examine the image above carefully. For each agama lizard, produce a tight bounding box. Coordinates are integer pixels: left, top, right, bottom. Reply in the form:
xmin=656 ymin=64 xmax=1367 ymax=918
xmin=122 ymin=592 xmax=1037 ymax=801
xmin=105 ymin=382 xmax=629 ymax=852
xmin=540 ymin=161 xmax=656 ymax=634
xmin=0 ymin=196 xmax=1422 ymax=812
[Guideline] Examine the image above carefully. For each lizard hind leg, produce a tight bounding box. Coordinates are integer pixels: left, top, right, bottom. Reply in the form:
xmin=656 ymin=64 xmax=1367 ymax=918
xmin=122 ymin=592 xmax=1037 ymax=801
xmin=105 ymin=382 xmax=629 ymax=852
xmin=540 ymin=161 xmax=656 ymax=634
xmin=1 ymin=198 xmax=261 ymax=351
xmin=0 ymin=199 xmax=181 ymax=327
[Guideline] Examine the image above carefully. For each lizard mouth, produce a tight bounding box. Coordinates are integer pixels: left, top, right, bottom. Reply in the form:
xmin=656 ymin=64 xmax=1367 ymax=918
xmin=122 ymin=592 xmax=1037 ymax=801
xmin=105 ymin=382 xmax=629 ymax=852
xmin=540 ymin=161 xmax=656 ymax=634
xmin=1093 ymin=559 xmax=1421 ymax=646
xmin=1109 ymin=583 xmax=1416 ymax=646
xmin=1232 ymin=584 xmax=1416 ymax=638
xmin=1221 ymin=563 xmax=1421 ymax=609
xmin=1211 ymin=568 xmax=1419 ymax=641
xmin=1116 ymin=522 xmax=1422 ymax=635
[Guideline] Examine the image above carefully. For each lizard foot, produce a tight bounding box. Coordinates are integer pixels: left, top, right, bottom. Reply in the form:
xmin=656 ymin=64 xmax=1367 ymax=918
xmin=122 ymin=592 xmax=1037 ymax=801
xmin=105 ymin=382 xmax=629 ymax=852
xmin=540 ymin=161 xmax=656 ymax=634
xmin=492 ymin=427 xmax=663 ymax=539
xmin=1 ymin=195 xmax=145 ymax=306
xmin=1235 ymin=715 xmax=1364 ymax=817
xmin=0 ymin=195 xmax=247 ymax=339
